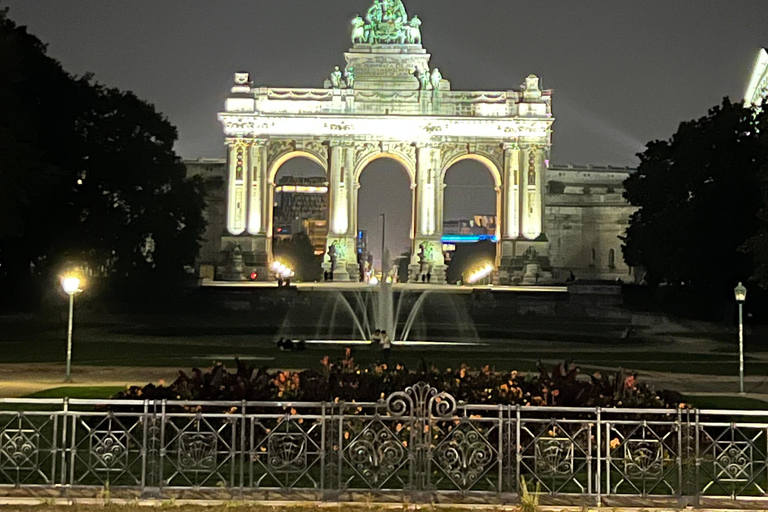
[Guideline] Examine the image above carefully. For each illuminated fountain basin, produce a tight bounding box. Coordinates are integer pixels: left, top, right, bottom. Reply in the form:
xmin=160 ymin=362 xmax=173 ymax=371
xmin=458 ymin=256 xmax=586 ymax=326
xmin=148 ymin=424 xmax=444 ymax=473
xmin=279 ymin=281 xmax=479 ymax=343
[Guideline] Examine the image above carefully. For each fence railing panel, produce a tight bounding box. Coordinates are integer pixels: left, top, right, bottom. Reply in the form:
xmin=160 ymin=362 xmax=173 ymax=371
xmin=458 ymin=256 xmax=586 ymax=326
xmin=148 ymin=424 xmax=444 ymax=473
xmin=1 ymin=389 xmax=768 ymax=505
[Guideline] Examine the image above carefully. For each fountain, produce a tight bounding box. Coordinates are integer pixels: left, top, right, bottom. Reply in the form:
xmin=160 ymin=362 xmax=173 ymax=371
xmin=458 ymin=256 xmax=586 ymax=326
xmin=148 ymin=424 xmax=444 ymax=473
xmin=277 ymin=277 xmax=479 ymax=345
xmin=277 ymin=235 xmax=478 ymax=344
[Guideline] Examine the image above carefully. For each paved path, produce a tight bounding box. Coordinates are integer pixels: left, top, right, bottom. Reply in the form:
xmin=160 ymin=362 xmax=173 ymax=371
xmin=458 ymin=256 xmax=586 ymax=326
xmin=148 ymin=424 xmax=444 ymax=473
xmin=0 ymin=363 xmax=178 ymax=398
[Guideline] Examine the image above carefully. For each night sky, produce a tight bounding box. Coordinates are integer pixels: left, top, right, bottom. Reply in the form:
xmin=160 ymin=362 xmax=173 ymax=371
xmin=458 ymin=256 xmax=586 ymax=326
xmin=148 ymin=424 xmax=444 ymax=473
xmin=5 ymin=0 xmax=766 ymax=256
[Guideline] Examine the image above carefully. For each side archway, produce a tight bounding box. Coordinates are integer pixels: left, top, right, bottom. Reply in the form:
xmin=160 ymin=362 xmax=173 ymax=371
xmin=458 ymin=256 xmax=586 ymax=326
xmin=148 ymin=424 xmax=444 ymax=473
xmin=267 ymin=151 xmax=329 ymax=275
xmin=441 ymin=154 xmax=503 ymax=279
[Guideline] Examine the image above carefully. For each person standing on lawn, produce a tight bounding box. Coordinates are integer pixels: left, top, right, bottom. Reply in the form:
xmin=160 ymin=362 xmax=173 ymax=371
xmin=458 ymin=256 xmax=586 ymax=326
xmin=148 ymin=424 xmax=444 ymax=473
xmin=380 ymin=330 xmax=391 ymax=367
xmin=371 ymin=329 xmax=382 ymax=360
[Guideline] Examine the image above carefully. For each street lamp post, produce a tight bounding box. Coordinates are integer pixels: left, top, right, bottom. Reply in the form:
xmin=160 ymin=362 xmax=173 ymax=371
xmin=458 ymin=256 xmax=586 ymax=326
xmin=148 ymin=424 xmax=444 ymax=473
xmin=734 ymin=282 xmax=747 ymax=394
xmin=61 ymin=275 xmax=82 ymax=383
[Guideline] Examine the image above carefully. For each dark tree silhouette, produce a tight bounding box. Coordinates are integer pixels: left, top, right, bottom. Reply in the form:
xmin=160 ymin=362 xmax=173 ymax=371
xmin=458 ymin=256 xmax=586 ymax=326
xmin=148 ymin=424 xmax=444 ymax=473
xmin=0 ymin=8 xmax=205 ymax=308
xmin=273 ymin=232 xmax=322 ymax=282
xmin=622 ymin=98 xmax=768 ymax=304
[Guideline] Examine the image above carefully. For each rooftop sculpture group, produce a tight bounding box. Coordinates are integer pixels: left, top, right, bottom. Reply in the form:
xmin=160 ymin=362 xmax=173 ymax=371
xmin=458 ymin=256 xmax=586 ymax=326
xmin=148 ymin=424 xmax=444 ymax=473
xmin=351 ymin=0 xmax=422 ymax=45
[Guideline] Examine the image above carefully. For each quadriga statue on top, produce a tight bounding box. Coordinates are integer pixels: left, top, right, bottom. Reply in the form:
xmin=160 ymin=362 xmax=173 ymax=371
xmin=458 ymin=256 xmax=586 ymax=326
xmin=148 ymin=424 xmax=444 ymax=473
xmin=351 ymin=0 xmax=423 ymax=45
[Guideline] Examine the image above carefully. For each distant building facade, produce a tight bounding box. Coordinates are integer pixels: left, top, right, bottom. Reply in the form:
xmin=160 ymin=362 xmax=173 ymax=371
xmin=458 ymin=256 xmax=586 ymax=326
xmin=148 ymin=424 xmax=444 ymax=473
xmin=272 ymin=176 xmax=328 ymax=254
xmin=545 ymin=164 xmax=635 ymax=282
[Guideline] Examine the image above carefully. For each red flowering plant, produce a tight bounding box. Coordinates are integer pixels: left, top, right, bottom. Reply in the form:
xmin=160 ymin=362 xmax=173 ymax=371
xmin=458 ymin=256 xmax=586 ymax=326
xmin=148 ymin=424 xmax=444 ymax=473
xmin=113 ymin=356 xmax=682 ymax=410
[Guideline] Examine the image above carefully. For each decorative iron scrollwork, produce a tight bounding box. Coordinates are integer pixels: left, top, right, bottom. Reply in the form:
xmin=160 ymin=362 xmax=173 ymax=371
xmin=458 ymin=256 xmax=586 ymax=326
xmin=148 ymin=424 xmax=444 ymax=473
xmin=1 ymin=430 xmax=38 ymax=470
xmin=433 ymin=423 xmax=494 ymax=489
xmin=346 ymin=420 xmax=406 ymax=487
xmin=178 ymin=432 xmax=217 ymax=472
xmin=90 ymin=431 xmax=128 ymax=471
xmin=535 ymin=437 xmax=574 ymax=477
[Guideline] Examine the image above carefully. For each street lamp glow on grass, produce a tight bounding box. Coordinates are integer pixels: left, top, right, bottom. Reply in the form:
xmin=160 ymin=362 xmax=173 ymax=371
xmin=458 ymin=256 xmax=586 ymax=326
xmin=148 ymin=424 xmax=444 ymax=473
xmin=61 ymin=272 xmax=83 ymax=383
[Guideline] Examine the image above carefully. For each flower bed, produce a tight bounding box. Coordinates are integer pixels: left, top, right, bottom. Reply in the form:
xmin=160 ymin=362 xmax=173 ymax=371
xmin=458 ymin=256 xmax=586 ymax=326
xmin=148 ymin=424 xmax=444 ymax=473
xmin=115 ymin=351 xmax=683 ymax=408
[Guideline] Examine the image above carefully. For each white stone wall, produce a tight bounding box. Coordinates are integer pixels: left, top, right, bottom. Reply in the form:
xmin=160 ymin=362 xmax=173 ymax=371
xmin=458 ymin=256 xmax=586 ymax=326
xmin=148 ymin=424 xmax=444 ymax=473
xmin=545 ymin=164 xmax=636 ymax=282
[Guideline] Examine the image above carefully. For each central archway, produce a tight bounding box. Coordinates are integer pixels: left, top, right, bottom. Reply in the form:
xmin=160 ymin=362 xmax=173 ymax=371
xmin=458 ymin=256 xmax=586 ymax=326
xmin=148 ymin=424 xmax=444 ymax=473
xmin=355 ymin=154 xmax=415 ymax=282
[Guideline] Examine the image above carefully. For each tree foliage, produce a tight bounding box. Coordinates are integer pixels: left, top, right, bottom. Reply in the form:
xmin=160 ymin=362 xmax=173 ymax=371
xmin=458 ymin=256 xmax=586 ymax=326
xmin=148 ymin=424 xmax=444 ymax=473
xmin=0 ymin=9 xmax=205 ymax=307
xmin=622 ymin=98 xmax=768 ymax=301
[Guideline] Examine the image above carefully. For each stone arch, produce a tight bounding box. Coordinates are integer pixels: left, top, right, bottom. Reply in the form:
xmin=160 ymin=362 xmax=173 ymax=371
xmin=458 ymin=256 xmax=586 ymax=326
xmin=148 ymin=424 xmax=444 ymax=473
xmin=266 ymin=149 xmax=329 ymax=262
xmin=440 ymin=153 xmax=502 ymax=188
xmin=354 ymin=148 xmax=416 ymax=186
xmin=441 ymin=152 xmax=504 ymax=266
xmin=268 ymin=149 xmax=328 ymax=185
xmin=354 ymin=152 xmax=418 ymax=258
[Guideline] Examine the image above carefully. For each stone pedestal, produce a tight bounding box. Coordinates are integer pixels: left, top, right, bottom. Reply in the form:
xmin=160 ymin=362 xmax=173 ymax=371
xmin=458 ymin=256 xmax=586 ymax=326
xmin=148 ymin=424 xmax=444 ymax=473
xmin=220 ymin=235 xmax=269 ymax=281
xmin=497 ymin=237 xmax=552 ymax=285
xmin=408 ymin=262 xmax=446 ymax=284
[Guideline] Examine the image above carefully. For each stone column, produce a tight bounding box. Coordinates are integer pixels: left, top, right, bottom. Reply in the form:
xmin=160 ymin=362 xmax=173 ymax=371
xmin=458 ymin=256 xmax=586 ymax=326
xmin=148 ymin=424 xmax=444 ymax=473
xmin=225 ymin=140 xmax=248 ymax=236
xmin=246 ymin=139 xmax=270 ymax=272
xmin=499 ymin=143 xmax=520 ymax=270
xmin=410 ymin=143 xmax=446 ymax=283
xmin=521 ymin=144 xmax=544 ymax=240
xmin=221 ymin=138 xmax=271 ymax=280
xmin=323 ymin=140 xmax=357 ymax=281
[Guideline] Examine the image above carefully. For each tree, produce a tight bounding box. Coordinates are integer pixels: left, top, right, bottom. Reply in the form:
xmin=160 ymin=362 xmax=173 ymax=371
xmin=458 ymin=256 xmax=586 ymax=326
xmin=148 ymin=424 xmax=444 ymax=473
xmin=0 ymin=8 xmax=206 ymax=307
xmin=622 ymin=98 xmax=768 ymax=304
xmin=273 ymin=232 xmax=322 ymax=282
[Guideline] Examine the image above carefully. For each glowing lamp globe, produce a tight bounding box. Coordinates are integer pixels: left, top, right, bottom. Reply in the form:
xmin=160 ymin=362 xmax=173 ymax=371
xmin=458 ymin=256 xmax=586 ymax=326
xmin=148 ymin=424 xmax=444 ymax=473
xmin=62 ymin=276 xmax=81 ymax=295
xmin=734 ymin=282 xmax=747 ymax=303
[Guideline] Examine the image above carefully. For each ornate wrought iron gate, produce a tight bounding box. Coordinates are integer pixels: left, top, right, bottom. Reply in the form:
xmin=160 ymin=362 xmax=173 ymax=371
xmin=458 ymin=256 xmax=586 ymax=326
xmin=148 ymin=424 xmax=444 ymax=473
xmin=0 ymin=385 xmax=766 ymax=505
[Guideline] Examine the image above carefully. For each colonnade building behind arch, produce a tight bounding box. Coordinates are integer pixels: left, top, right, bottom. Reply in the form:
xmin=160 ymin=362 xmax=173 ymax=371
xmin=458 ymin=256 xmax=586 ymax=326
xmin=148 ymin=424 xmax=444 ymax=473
xmin=189 ymin=0 xmax=637 ymax=285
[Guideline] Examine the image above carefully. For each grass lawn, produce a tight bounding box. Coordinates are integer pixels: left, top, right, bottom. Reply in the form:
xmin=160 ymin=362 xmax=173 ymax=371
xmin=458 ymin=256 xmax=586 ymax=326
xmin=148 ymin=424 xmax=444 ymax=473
xmin=23 ymin=386 xmax=126 ymax=399
xmin=685 ymin=394 xmax=768 ymax=410
xmin=0 ymin=332 xmax=762 ymax=376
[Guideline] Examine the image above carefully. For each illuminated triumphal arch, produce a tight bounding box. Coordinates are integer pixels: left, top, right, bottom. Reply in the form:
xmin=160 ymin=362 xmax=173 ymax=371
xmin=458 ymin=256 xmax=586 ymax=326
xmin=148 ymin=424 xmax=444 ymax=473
xmin=218 ymin=0 xmax=553 ymax=283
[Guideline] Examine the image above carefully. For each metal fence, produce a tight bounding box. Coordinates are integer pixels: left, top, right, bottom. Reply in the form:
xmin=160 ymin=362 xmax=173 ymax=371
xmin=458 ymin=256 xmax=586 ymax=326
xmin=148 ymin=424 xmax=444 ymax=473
xmin=1 ymin=382 xmax=767 ymax=506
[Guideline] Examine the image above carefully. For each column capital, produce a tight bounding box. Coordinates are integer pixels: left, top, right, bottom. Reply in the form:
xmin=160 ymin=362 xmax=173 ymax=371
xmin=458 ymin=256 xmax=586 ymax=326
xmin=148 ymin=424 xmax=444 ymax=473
xmin=329 ymin=138 xmax=355 ymax=148
xmin=251 ymin=138 xmax=268 ymax=148
xmin=225 ymin=137 xmax=252 ymax=148
xmin=502 ymin=142 xmax=520 ymax=152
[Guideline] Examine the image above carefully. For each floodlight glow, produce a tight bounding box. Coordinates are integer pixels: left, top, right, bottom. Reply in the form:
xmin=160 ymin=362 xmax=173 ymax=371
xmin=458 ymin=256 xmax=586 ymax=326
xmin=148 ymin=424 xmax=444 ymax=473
xmin=467 ymin=264 xmax=494 ymax=284
xmin=61 ymin=276 xmax=81 ymax=295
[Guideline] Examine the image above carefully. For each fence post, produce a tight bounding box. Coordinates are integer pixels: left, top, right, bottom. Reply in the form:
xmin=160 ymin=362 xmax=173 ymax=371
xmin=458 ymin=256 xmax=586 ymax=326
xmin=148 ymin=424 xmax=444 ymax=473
xmin=596 ymin=407 xmax=601 ymax=507
xmin=320 ymin=402 xmax=326 ymax=497
xmin=141 ymin=400 xmax=148 ymax=491
xmin=240 ymin=400 xmax=246 ymax=497
xmin=498 ymin=405 xmax=504 ymax=495
xmin=515 ymin=405 xmax=521 ymax=496
xmin=694 ymin=409 xmax=701 ymax=507
xmin=158 ymin=399 xmax=167 ymax=496
xmin=60 ymin=398 xmax=69 ymax=487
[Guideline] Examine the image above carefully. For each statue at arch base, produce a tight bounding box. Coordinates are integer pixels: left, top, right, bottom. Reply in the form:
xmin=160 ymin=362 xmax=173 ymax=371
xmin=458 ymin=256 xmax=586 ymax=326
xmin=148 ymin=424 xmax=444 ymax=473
xmin=220 ymin=237 xmax=270 ymax=281
xmin=321 ymin=238 xmax=359 ymax=282
xmin=408 ymin=240 xmax=446 ymax=284
xmin=496 ymin=243 xmax=553 ymax=286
